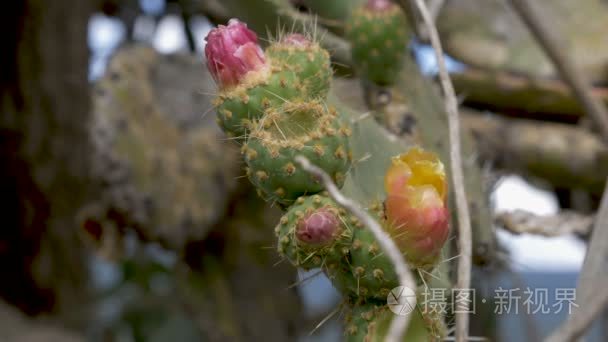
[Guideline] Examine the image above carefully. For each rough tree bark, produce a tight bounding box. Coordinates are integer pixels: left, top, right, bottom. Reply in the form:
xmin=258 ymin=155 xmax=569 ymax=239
xmin=0 ymin=0 xmax=95 ymax=320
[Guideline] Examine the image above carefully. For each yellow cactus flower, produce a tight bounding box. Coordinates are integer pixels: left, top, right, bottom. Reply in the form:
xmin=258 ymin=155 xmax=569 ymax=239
xmin=384 ymin=147 xmax=449 ymax=266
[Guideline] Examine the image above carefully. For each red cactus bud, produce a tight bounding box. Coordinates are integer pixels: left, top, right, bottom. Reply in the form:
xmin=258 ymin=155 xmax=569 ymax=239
xmin=282 ymin=33 xmax=312 ymax=47
xmin=204 ymin=19 xmax=266 ymax=88
xmin=384 ymin=147 xmax=449 ymax=264
xmin=365 ymin=0 xmax=396 ymax=11
xmin=296 ymin=208 xmax=340 ymax=245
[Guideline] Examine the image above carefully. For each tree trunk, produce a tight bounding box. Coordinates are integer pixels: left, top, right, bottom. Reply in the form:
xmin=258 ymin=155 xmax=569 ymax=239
xmin=0 ymin=0 xmax=94 ymax=318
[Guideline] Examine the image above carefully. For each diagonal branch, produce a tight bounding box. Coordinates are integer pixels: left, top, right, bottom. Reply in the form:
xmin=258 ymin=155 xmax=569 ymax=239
xmin=507 ymin=0 xmax=608 ymax=143
xmin=428 ymin=0 xmax=446 ymax=22
xmin=545 ymin=178 xmax=608 ymax=342
xmin=399 ymin=0 xmax=474 ymax=341
xmin=295 ymin=156 xmax=416 ymax=342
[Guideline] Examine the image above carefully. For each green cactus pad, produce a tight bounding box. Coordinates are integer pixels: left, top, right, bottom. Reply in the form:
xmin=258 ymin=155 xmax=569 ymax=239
xmin=275 ymin=194 xmax=354 ymax=270
xmin=243 ymin=101 xmax=352 ymax=205
xmin=324 ymin=200 xmax=430 ymax=302
xmin=266 ymin=39 xmax=332 ymax=99
xmin=214 ymin=68 xmax=304 ymax=138
xmin=326 ymin=201 xmax=428 ymax=302
xmin=346 ymin=3 xmax=410 ymax=85
xmin=338 ymin=202 xmax=403 ymax=301
xmin=344 ymin=302 xmax=430 ymax=342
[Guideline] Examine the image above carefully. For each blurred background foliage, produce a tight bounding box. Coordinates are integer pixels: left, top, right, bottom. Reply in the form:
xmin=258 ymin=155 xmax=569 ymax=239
xmin=0 ymin=0 xmax=607 ymax=341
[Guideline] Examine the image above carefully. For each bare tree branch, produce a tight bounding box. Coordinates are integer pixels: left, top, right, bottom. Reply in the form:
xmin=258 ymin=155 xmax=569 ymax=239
xmin=545 ymin=179 xmax=608 ymax=341
xmin=496 ymin=210 xmax=593 ymax=237
xmin=295 ymin=156 xmax=416 ymax=342
xmin=507 ymin=0 xmax=608 ymax=143
xmin=451 ymin=67 xmax=608 ymax=121
xmin=398 ymin=0 xmax=425 ymax=40
xmin=499 ymin=5 xmax=608 ymax=335
xmin=462 ymin=110 xmax=608 ymax=193
xmin=399 ymin=0 xmax=474 ymax=340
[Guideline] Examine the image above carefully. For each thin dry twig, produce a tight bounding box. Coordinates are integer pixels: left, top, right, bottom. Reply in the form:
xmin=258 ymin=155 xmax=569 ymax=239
xmin=397 ymin=0 xmax=445 ymax=41
xmin=295 ymin=156 xmax=417 ymax=342
xmin=399 ymin=0 xmax=425 ymax=40
xmin=428 ymin=0 xmax=446 ymax=22
xmin=545 ymin=179 xmax=608 ymax=342
xmin=496 ymin=210 xmax=594 ymax=237
xmin=507 ymin=0 xmax=608 ymax=143
xmin=399 ymin=0 xmax=474 ymax=340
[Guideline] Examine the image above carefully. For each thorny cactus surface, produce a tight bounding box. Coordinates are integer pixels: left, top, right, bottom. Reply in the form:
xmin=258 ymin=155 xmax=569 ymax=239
xmin=205 ymin=18 xmax=449 ymax=341
xmin=346 ymin=0 xmax=410 ymax=86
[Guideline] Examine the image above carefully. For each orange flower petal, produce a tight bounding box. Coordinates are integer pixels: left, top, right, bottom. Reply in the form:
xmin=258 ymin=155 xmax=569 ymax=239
xmin=383 ymin=147 xmax=449 ymax=266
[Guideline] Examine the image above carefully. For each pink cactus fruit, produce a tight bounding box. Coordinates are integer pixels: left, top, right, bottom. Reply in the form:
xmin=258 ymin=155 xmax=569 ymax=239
xmin=296 ymin=208 xmax=341 ymax=246
xmin=204 ymin=18 xmax=266 ymax=89
xmin=365 ymin=0 xmax=396 ymax=11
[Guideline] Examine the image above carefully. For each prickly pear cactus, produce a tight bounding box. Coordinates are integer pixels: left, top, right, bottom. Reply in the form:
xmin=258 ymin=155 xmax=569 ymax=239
xmin=340 ymin=208 xmax=402 ymax=301
xmin=213 ymin=70 xmax=302 ymax=138
xmin=204 ymin=19 xmax=449 ymax=341
xmin=243 ymin=100 xmax=352 ymax=205
xmin=344 ymin=301 xmax=431 ymax=341
xmin=207 ymin=19 xmax=301 ymax=138
xmin=265 ymin=33 xmax=333 ymax=99
xmin=346 ymin=0 xmax=411 ymax=85
xmin=275 ymin=193 xmax=354 ymax=270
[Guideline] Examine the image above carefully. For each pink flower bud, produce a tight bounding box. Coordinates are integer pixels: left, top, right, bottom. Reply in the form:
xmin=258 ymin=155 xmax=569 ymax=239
xmin=282 ymin=33 xmax=312 ymax=47
xmin=384 ymin=147 xmax=449 ymax=265
xmin=204 ymin=19 xmax=266 ymax=88
xmin=365 ymin=0 xmax=396 ymax=11
xmin=296 ymin=208 xmax=340 ymax=245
